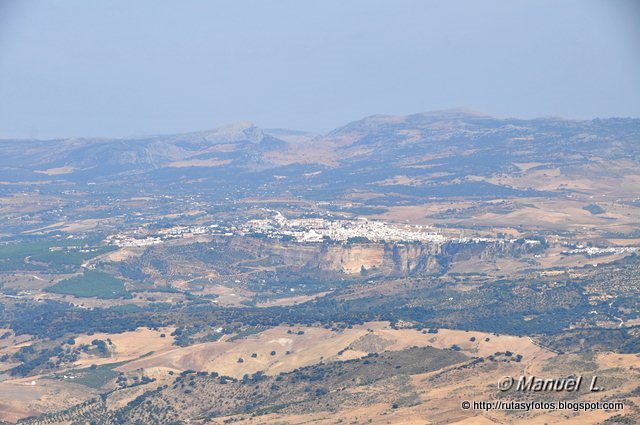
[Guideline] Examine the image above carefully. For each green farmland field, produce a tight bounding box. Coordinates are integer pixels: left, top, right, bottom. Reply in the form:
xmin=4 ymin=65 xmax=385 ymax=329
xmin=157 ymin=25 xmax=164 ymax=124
xmin=45 ymin=270 xmax=131 ymax=299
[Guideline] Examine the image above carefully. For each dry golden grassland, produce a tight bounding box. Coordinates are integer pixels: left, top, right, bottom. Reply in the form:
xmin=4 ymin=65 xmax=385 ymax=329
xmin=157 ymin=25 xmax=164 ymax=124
xmin=0 ymin=322 xmax=637 ymax=423
xmin=117 ymin=323 xmax=552 ymax=378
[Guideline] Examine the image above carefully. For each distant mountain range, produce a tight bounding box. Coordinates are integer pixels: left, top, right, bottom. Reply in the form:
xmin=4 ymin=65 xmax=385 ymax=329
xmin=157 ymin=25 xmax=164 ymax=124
xmin=1 ymin=110 xmax=638 ymax=201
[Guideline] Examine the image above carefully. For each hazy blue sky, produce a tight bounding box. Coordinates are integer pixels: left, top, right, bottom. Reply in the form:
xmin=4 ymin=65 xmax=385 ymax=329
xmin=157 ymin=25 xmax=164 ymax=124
xmin=0 ymin=0 xmax=638 ymax=139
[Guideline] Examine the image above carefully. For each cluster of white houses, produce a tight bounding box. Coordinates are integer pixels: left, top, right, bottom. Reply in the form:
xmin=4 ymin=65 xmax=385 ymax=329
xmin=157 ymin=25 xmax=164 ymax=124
xmin=105 ymin=211 xmax=551 ymax=248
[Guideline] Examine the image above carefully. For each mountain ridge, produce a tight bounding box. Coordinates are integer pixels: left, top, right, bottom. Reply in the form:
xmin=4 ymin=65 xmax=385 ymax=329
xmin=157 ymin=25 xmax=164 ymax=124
xmin=5 ymin=108 xmax=640 ymax=144
xmin=0 ymin=110 xmax=638 ymax=205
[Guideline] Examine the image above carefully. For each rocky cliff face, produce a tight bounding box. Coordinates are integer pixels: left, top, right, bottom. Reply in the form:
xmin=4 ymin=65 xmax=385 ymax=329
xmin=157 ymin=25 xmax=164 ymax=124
xmin=320 ymin=239 xmax=540 ymax=276
xmin=317 ymin=244 xmax=386 ymax=274
xmin=145 ymin=236 xmax=543 ymax=285
xmin=232 ymin=237 xmax=542 ymax=276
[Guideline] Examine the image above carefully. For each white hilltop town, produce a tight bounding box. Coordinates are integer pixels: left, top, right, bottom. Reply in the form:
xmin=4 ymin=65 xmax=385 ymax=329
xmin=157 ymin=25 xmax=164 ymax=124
xmin=105 ymin=210 xmax=550 ymax=248
xmin=241 ymin=211 xmax=447 ymax=243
